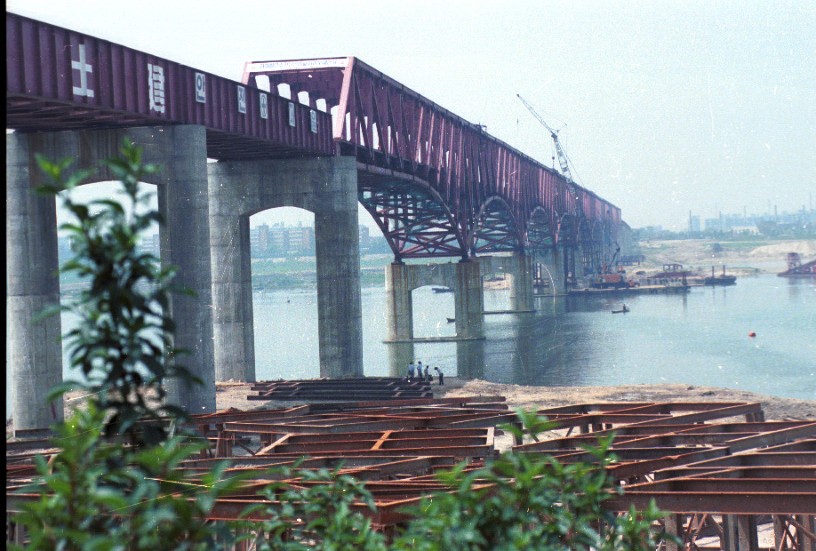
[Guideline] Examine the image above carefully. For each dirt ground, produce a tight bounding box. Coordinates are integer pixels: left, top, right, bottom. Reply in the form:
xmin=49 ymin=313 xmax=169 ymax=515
xmin=208 ymin=379 xmax=816 ymax=422
xmin=635 ymin=238 xmax=816 ymax=275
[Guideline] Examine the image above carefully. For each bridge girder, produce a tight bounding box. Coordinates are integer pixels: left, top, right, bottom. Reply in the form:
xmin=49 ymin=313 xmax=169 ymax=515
xmin=246 ymin=57 xmax=623 ymax=262
xmin=470 ymin=196 xmax=522 ymax=256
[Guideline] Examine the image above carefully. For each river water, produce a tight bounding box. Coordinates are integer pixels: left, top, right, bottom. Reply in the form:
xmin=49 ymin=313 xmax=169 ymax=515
xmin=252 ymin=273 xmax=815 ymax=401
xmin=7 ymin=273 xmax=814 ymax=421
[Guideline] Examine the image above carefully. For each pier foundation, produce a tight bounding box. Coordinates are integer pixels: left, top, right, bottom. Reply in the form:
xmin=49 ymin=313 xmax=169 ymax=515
xmin=208 ymin=156 xmax=362 ymax=379
xmin=7 ymin=126 xmax=217 ymax=429
xmin=385 ymin=260 xmax=484 ymax=342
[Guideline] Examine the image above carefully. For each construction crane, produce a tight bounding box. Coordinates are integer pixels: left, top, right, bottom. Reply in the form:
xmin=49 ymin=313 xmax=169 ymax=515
xmin=517 ymin=94 xmax=573 ymax=182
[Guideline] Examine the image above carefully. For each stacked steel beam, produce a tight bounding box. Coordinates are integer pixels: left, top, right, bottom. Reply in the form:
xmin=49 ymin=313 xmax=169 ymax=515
xmin=246 ymin=377 xmax=434 ymax=402
xmin=7 ymin=399 xmax=816 ymax=549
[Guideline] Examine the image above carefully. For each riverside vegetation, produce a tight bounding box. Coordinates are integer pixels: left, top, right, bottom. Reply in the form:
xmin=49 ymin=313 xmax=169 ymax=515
xmin=11 ymin=142 xmax=675 ymax=550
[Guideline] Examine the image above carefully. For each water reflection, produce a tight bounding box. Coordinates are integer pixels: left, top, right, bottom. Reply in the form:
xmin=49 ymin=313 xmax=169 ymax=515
xmin=44 ymin=274 xmax=813 ymax=403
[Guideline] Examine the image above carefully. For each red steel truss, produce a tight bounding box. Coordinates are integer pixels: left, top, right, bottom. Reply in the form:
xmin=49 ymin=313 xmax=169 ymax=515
xmin=244 ymin=57 xmax=621 ymax=261
xmin=6 ymin=13 xmax=333 ymax=160
xmin=6 ymin=11 xmax=621 ymax=265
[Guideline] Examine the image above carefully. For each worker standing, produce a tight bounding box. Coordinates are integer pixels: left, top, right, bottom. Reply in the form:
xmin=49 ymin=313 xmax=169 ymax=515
xmin=407 ymin=361 xmax=416 ymax=381
xmin=434 ymin=366 xmax=444 ymax=386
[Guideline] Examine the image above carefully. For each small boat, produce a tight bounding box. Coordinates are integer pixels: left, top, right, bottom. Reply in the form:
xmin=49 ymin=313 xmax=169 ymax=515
xmin=446 ymin=317 xmax=455 ymax=323
xmin=704 ymin=266 xmax=736 ymax=286
xmin=611 ymin=305 xmax=630 ymax=314
xmin=432 ymin=287 xmax=454 ymax=293
xmin=778 ymin=253 xmax=816 ymax=277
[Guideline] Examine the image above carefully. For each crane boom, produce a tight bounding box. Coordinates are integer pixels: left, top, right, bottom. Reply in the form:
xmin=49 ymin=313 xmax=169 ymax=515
xmin=517 ymin=94 xmax=572 ymax=181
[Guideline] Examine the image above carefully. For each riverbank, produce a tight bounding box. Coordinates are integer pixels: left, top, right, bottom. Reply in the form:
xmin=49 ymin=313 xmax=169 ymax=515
xmin=8 ymin=378 xmax=810 ymax=436
xmin=205 ymin=379 xmax=815 ymax=422
xmin=634 ymin=238 xmax=816 ymax=276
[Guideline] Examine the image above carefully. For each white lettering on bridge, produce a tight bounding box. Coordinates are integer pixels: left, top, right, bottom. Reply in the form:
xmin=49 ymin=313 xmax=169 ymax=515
xmin=71 ymin=44 xmax=94 ymax=98
xmin=147 ymin=63 xmax=166 ymax=113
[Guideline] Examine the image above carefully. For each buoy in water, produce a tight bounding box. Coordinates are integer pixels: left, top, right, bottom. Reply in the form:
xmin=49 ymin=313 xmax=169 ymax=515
xmin=748 ymin=331 xmax=756 ymax=338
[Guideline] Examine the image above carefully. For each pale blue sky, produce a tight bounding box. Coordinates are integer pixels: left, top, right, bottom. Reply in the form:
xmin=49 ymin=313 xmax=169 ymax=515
xmin=8 ymin=0 xmax=816 ymax=231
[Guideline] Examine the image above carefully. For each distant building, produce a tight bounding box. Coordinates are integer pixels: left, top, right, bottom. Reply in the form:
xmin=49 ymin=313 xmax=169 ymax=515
xmin=688 ymin=214 xmax=701 ymax=234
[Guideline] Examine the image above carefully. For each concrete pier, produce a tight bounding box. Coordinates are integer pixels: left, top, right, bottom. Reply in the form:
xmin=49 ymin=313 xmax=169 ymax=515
xmin=7 ymin=133 xmax=64 ymax=430
xmin=6 ymin=126 xmax=217 ymax=428
xmin=208 ymin=156 xmax=363 ymax=380
xmin=533 ymin=248 xmax=567 ymax=296
xmin=385 ymin=260 xmax=484 ymax=342
xmin=479 ymin=254 xmax=536 ymax=311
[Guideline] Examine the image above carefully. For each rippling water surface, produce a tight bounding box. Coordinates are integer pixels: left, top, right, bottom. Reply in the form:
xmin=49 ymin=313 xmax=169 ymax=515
xmin=9 ymin=272 xmax=811 ymax=421
xmin=251 ymin=274 xmax=815 ymax=401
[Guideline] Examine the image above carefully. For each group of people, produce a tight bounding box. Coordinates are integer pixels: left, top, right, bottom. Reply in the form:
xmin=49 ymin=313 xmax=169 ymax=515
xmin=406 ymin=360 xmax=444 ymax=385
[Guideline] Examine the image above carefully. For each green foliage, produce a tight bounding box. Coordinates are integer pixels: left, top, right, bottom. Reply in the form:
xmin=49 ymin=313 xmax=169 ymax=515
xmin=394 ymin=409 xmax=674 ymax=551
xmin=10 ymin=403 xmax=241 ymax=551
xmin=36 ymin=142 xmax=197 ymax=446
xmin=13 ymin=142 xmax=676 ymax=550
xmin=12 ymin=141 xmax=240 ymax=550
xmin=243 ymin=466 xmax=387 ymax=550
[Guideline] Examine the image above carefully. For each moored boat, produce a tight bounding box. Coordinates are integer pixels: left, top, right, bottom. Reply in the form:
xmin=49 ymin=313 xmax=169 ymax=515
xmin=704 ymin=266 xmax=737 ymax=286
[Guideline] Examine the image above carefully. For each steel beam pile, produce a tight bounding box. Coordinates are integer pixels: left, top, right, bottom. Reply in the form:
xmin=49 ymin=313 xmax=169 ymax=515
xmin=8 ymin=399 xmax=816 ymax=549
xmin=246 ymin=377 xmax=434 ymax=402
xmin=515 ymin=402 xmax=816 ymax=550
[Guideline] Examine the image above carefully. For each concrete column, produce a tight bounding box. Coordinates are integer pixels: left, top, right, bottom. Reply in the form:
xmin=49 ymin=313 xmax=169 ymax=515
xmin=385 ymin=262 xmax=413 ymax=342
xmin=208 ymin=156 xmax=362 ymax=380
xmin=454 ymin=260 xmax=484 ymax=339
xmin=145 ymin=126 xmax=216 ymax=414
xmin=209 ymin=196 xmax=256 ymax=381
xmin=6 ymin=133 xmax=64 ymax=431
xmin=239 ymin=216 xmax=256 ymax=381
xmin=456 ymin=339 xmax=485 ymax=379
xmin=509 ymin=252 xmax=534 ymax=311
xmin=538 ymin=247 xmax=567 ymax=296
xmin=551 ymin=247 xmax=567 ymax=295
xmin=386 ymin=342 xmax=415 ymax=377
xmin=560 ymin=243 xmax=577 ymax=290
xmin=314 ymin=190 xmax=363 ymax=378
xmin=6 ymin=125 xmax=216 ymax=425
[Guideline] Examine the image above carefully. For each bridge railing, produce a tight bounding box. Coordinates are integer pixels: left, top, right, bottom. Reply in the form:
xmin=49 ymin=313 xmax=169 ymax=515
xmin=245 ymin=57 xmax=620 ymax=233
xmin=6 ymin=13 xmax=333 ymax=159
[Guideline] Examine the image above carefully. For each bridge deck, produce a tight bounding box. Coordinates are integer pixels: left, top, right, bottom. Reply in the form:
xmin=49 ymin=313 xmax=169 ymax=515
xmin=6 ymin=12 xmax=333 ymax=160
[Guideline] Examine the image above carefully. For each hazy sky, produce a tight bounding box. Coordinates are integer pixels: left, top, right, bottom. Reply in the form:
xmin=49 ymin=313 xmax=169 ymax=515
xmin=8 ymin=0 xmax=815 ymax=231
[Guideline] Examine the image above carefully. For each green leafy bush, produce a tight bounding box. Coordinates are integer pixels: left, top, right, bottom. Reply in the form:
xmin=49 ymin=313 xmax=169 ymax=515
xmin=11 ymin=141 xmax=240 ymax=550
xmin=11 ymin=143 xmax=675 ymax=550
xmin=394 ymin=410 xmax=672 ymax=551
xmin=242 ymin=466 xmax=387 ymax=550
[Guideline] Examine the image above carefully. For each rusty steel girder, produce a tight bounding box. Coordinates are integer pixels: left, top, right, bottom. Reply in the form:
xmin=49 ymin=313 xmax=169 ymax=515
xmin=244 ymin=57 xmax=621 ymax=259
xmin=9 ymin=397 xmax=814 ymax=549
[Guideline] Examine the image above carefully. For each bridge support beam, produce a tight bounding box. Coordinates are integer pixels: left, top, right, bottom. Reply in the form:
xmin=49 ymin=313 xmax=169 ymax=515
xmin=385 ymin=260 xmax=484 ymax=342
xmin=7 ymin=133 xmax=64 ymax=431
xmin=208 ymin=157 xmax=363 ymax=380
xmin=476 ymin=254 xmax=535 ymax=311
xmin=533 ymin=248 xmax=567 ymax=296
xmin=6 ymin=126 xmax=217 ymax=429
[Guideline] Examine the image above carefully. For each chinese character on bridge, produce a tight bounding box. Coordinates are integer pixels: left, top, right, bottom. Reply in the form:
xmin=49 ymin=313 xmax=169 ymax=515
xmin=147 ymin=63 xmax=166 ymax=114
xmin=71 ymin=44 xmax=94 ymax=98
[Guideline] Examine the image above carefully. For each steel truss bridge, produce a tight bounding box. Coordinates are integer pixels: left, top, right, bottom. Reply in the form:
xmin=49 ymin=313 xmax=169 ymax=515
xmin=245 ymin=57 xmax=621 ymax=272
xmin=7 ymin=12 xmax=620 ymax=276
